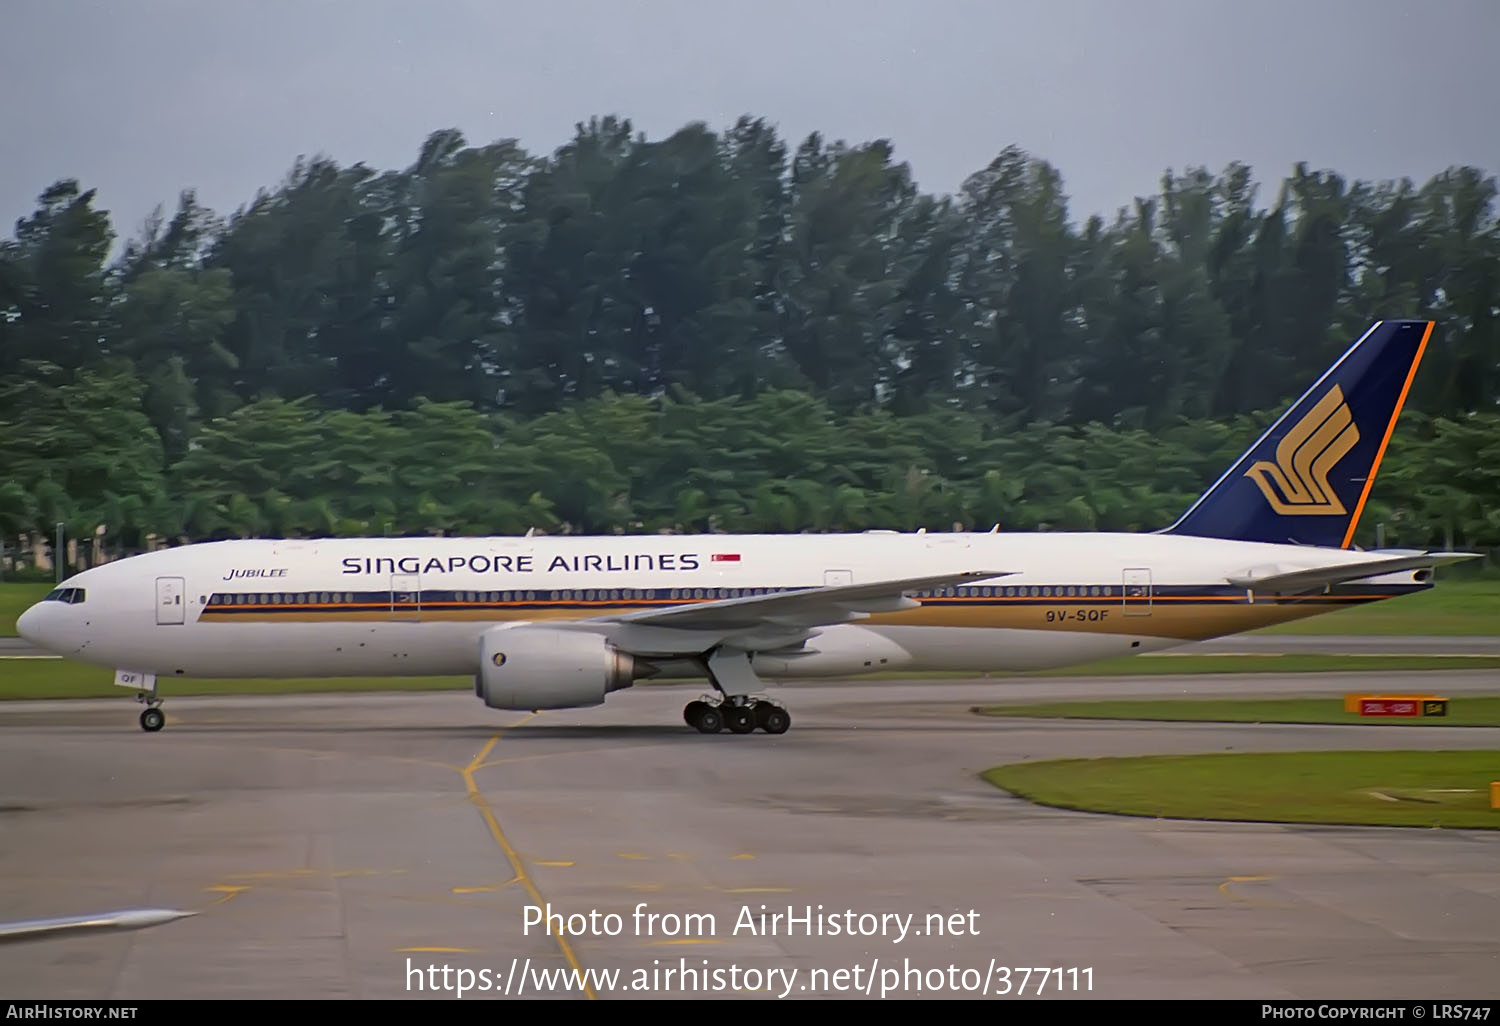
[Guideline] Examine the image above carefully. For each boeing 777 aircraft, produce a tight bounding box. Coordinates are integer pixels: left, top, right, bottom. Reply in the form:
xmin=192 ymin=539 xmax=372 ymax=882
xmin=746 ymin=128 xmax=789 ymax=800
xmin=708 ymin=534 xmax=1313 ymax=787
xmin=16 ymin=319 xmax=1476 ymax=735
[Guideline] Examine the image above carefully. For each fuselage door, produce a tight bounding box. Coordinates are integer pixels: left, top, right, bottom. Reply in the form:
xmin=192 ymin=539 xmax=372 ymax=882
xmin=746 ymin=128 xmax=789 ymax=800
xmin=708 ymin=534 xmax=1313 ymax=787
xmin=155 ymin=577 xmax=185 ymax=625
xmin=1122 ymin=568 xmax=1152 ymax=616
xmin=824 ymin=570 xmax=853 ymax=586
xmin=390 ymin=573 xmax=421 ymax=621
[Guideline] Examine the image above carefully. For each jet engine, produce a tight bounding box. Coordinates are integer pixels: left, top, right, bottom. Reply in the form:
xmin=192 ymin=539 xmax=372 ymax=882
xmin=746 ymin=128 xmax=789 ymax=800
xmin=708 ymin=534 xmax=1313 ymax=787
xmin=474 ymin=625 xmax=639 ymax=710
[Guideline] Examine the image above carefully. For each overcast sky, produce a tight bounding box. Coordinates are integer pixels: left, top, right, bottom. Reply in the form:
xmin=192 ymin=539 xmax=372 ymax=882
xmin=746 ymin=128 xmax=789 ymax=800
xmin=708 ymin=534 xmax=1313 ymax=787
xmin=3 ymin=0 xmax=1497 ymax=247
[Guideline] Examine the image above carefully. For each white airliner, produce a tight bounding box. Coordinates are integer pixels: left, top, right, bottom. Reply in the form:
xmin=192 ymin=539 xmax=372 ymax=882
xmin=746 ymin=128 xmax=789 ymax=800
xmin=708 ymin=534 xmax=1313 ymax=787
xmin=16 ymin=319 xmax=1476 ymax=735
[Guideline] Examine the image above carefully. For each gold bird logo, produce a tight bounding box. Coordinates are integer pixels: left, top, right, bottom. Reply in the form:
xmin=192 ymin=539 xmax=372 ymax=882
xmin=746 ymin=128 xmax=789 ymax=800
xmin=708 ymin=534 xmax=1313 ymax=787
xmin=1244 ymin=385 xmax=1360 ymax=515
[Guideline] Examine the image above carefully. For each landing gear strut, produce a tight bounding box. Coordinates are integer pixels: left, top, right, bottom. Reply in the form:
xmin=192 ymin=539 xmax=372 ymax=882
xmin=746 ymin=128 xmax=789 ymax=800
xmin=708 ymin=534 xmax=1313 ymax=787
xmin=135 ymin=683 xmax=165 ymax=732
xmin=681 ymin=646 xmax=792 ymax=735
xmin=682 ymin=694 xmax=790 ymax=735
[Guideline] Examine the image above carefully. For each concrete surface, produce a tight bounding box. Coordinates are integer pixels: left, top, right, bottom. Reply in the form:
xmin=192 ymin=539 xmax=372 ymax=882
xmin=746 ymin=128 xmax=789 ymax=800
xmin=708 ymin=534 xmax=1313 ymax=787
xmin=0 ymin=673 xmax=1497 ymax=1000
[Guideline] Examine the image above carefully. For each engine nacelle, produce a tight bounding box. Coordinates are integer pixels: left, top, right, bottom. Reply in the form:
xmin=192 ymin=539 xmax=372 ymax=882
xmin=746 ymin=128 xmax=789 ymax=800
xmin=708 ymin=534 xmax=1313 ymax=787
xmin=475 ymin=625 xmax=638 ymax=710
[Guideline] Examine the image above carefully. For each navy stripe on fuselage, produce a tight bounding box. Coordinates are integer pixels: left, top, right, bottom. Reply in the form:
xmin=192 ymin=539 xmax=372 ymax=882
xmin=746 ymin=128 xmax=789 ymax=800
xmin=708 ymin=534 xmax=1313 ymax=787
xmin=199 ymin=582 xmax=1424 ymax=615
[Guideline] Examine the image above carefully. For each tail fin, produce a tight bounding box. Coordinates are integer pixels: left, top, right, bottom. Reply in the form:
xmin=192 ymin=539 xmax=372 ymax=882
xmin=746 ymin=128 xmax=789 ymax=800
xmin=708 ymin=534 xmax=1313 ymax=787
xmin=1162 ymin=319 xmax=1433 ymax=548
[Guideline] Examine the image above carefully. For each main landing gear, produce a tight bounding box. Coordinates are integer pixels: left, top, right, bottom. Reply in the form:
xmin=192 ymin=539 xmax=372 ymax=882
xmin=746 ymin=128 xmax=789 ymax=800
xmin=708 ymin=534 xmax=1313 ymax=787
xmin=681 ymin=646 xmax=791 ymax=735
xmin=683 ymin=695 xmax=790 ymax=735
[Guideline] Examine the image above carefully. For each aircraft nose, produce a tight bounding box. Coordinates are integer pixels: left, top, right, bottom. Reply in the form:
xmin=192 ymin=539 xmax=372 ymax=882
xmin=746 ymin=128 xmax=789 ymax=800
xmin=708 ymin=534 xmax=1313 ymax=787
xmin=16 ymin=603 xmax=42 ymax=644
xmin=15 ymin=601 xmax=75 ymax=653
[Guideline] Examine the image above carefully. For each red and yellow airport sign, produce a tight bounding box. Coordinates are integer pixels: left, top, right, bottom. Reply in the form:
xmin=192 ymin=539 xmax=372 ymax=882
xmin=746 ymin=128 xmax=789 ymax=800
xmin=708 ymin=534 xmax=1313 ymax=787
xmin=1343 ymin=694 xmax=1449 ymax=717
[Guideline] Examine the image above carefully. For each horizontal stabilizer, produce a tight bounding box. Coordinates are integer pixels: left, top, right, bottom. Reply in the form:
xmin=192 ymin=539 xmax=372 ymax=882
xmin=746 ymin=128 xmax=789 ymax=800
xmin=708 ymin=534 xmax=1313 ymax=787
xmin=1225 ymin=551 xmax=1481 ymax=594
xmin=0 ymin=908 xmax=198 ymax=944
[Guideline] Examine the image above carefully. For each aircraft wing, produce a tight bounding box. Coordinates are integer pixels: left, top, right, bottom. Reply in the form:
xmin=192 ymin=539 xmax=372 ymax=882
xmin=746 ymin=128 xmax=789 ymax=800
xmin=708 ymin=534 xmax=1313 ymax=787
xmin=591 ymin=569 xmax=1014 ymax=632
xmin=1225 ymin=551 xmax=1482 ymax=595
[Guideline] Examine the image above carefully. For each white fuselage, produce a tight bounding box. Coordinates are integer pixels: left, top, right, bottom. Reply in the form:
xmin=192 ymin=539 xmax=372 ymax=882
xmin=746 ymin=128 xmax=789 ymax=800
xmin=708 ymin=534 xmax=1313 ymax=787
xmin=17 ymin=531 xmax=1425 ymax=683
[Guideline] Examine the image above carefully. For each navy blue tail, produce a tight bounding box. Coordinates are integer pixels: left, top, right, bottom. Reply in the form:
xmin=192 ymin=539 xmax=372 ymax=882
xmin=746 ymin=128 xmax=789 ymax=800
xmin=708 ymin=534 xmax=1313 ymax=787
xmin=1163 ymin=319 xmax=1433 ymax=549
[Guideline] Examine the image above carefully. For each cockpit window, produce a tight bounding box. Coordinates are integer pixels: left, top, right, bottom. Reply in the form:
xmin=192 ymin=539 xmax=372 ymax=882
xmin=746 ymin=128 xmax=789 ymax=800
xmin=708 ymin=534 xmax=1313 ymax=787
xmin=43 ymin=588 xmax=86 ymax=604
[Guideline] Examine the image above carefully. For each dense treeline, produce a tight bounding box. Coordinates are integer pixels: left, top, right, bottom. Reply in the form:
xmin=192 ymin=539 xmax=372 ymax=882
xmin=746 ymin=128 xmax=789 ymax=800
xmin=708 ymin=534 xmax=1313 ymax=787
xmin=1 ymin=117 xmax=1497 ymax=566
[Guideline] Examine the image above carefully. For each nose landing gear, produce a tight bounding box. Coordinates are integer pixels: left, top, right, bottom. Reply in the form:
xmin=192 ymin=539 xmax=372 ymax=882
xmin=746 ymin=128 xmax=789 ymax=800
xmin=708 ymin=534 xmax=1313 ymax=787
xmin=132 ymin=676 xmax=165 ymax=732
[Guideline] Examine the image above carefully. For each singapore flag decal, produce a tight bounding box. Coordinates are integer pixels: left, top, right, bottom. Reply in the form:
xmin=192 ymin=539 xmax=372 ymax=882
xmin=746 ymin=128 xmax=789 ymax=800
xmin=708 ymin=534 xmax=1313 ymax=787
xmin=710 ymin=553 xmax=741 ymax=563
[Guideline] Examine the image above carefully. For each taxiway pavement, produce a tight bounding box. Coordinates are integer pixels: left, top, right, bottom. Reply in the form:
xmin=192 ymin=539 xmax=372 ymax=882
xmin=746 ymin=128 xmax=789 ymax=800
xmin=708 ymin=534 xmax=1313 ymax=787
xmin=0 ymin=672 xmax=1497 ymax=1000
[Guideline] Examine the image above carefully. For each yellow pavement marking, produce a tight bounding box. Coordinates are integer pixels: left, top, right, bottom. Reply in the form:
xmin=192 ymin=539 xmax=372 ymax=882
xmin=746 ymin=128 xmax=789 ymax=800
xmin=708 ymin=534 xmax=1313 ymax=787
xmin=462 ymin=717 xmax=596 ymax=1000
xmin=1217 ymin=874 xmax=1271 ymax=894
xmin=222 ymin=867 xmax=404 ymax=880
xmin=1217 ymin=875 xmax=1296 ymax=909
xmin=451 ymin=880 xmax=519 ymax=894
xmin=535 ymin=861 xmax=574 ymax=867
